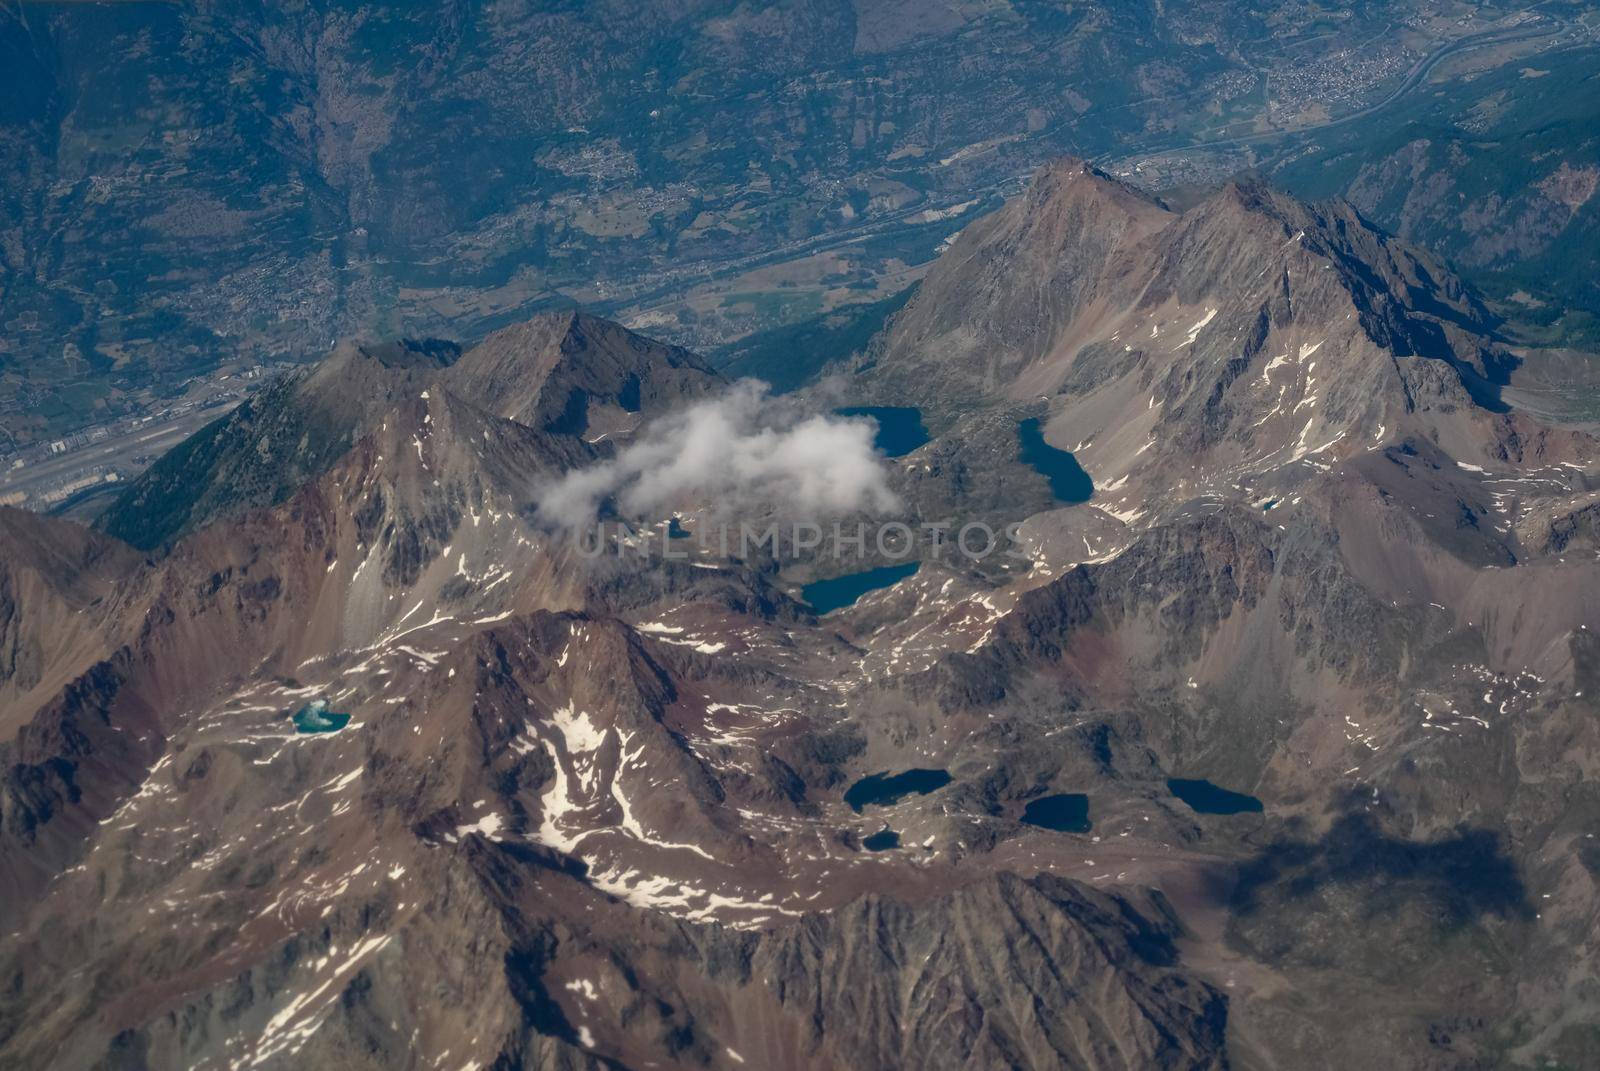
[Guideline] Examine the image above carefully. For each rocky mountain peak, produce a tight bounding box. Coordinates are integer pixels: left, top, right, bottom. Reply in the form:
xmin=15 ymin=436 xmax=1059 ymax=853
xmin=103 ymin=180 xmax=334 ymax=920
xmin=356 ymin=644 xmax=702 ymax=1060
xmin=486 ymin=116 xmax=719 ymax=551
xmin=445 ymin=310 xmax=721 ymax=435
xmin=351 ymin=337 xmax=464 ymax=372
xmin=865 ymin=158 xmax=1175 ymax=411
xmin=1025 ymin=154 xmax=1172 ymax=218
xmin=851 ymin=162 xmax=1597 ymax=566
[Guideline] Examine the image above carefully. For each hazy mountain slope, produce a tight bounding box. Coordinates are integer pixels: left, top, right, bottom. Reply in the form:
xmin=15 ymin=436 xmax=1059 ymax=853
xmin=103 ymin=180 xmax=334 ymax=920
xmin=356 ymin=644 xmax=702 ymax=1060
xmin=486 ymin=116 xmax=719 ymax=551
xmin=94 ymin=339 xmax=463 ymax=551
xmin=711 ymin=285 xmax=917 ymax=392
xmin=95 ymin=312 xmax=718 ymax=550
xmin=1271 ymin=44 xmax=1600 ymax=342
xmin=444 ymin=310 xmax=720 ymax=435
xmin=0 ymin=508 xmax=142 ymax=731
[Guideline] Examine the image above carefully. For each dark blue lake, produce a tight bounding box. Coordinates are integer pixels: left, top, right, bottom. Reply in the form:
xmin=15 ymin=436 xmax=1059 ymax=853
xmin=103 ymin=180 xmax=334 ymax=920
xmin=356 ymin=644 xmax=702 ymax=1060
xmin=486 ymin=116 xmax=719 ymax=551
xmin=1018 ymin=417 xmax=1093 ymax=504
xmin=1021 ymin=793 xmax=1092 ymax=833
xmin=1167 ymin=778 xmax=1263 ymax=815
xmin=836 ymin=406 xmax=930 ymax=458
xmin=293 ymin=700 xmax=351 ymax=734
xmin=844 ymin=768 xmax=952 ymax=812
xmin=802 ymin=561 xmax=920 ymax=614
xmin=862 ymin=828 xmax=900 ymax=851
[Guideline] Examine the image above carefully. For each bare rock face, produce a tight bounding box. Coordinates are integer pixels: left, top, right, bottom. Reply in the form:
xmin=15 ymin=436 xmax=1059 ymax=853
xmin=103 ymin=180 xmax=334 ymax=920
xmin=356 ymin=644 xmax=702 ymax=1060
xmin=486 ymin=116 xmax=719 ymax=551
xmin=868 ymin=158 xmax=1176 ymax=412
xmin=0 ymin=508 xmax=141 ymax=723
xmin=5 ymin=167 xmax=1600 ymax=1070
xmin=746 ymin=874 xmax=1227 ymax=1071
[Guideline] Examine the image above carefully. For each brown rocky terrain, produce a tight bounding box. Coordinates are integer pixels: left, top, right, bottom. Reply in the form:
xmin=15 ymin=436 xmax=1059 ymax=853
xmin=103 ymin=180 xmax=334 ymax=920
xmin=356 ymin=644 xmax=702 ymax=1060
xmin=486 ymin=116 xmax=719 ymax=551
xmin=4 ymin=162 xmax=1600 ymax=1070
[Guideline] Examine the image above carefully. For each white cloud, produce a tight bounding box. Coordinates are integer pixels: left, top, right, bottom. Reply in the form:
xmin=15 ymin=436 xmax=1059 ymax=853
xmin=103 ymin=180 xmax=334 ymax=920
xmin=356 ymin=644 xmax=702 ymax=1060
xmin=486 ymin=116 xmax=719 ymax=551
xmin=536 ymin=381 xmax=899 ymax=526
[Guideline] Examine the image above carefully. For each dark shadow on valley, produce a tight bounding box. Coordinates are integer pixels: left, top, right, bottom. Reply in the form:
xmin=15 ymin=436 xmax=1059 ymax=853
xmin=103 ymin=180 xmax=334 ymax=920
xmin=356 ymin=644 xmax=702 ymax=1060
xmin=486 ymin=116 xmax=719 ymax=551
xmin=1230 ymin=797 xmax=1532 ymax=927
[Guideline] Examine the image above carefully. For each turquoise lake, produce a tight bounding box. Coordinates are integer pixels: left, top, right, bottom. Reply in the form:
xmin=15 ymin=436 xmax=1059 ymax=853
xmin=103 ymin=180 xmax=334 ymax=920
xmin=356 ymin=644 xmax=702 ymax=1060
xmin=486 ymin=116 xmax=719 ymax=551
xmin=293 ymin=700 xmax=351 ymax=734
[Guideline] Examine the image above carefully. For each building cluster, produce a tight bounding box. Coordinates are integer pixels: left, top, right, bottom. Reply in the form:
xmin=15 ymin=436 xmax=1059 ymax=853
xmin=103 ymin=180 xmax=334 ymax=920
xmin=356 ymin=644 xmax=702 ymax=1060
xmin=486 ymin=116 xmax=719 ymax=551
xmin=1266 ymin=44 xmax=1417 ymax=125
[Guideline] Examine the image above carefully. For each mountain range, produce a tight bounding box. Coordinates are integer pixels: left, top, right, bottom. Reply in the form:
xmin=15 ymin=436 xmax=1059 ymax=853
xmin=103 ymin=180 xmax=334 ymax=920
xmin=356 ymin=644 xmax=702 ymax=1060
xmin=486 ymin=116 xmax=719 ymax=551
xmin=3 ymin=160 xmax=1600 ymax=1070
xmin=8 ymin=0 xmax=1592 ymax=447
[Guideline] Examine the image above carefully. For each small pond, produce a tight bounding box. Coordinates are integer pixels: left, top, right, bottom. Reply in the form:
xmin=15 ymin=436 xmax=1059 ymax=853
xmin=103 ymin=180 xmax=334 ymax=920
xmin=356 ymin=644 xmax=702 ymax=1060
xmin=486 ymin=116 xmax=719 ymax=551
xmin=862 ymin=828 xmax=901 ymax=851
xmin=293 ymin=699 xmax=352 ymax=734
xmin=1021 ymin=793 xmax=1092 ymax=833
